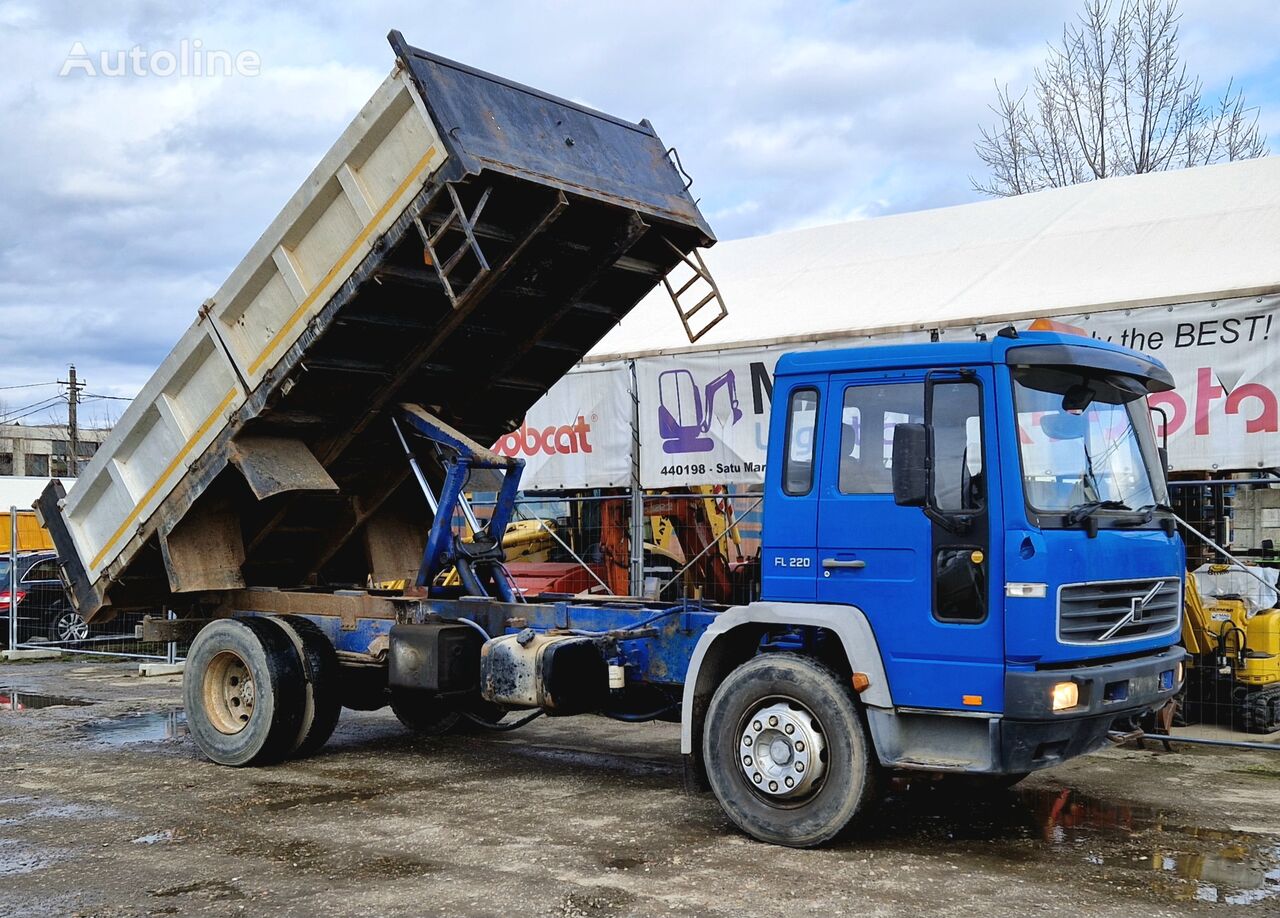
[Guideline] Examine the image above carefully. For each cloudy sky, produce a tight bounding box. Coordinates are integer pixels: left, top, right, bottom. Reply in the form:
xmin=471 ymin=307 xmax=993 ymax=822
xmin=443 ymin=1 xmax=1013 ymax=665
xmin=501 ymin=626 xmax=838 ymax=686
xmin=1 ymin=0 xmax=1278 ymax=427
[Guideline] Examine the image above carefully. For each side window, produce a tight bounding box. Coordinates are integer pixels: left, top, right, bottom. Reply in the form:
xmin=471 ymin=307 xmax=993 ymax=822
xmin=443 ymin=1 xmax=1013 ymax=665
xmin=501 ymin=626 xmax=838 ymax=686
xmin=839 ymin=383 xmax=924 ymax=494
xmin=935 ymin=547 xmax=986 ymax=622
xmin=782 ymin=388 xmax=819 ymax=495
xmin=931 ymin=381 xmax=985 ymax=512
xmin=23 ymin=558 xmax=60 ymax=582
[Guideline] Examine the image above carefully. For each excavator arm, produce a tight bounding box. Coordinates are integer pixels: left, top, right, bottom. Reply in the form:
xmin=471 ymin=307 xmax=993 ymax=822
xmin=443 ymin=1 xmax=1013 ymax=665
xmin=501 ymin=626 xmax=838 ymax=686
xmin=700 ymin=370 xmax=744 ymax=434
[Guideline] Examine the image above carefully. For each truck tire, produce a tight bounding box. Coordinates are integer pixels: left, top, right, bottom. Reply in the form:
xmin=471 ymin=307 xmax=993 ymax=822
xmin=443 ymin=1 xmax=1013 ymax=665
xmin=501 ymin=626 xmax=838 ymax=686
xmin=703 ymin=652 xmax=880 ymax=847
xmin=390 ymin=688 xmax=460 ymax=736
xmin=339 ymin=665 xmax=389 ymax=711
xmin=184 ymin=618 xmax=306 ymax=767
xmin=270 ymin=616 xmax=342 ymax=757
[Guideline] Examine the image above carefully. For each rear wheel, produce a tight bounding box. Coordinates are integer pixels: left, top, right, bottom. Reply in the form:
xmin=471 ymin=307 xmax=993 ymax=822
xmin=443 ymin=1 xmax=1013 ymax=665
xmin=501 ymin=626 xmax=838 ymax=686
xmin=268 ymin=616 xmax=342 ymax=757
xmin=703 ymin=653 xmax=880 ymax=847
xmin=390 ymin=688 xmax=460 ymax=736
xmin=184 ymin=618 xmax=306 ymax=766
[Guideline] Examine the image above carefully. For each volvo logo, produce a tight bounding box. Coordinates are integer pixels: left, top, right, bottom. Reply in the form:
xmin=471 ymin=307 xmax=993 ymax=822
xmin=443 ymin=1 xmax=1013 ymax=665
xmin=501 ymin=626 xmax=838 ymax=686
xmin=1098 ymin=581 xmax=1164 ymax=641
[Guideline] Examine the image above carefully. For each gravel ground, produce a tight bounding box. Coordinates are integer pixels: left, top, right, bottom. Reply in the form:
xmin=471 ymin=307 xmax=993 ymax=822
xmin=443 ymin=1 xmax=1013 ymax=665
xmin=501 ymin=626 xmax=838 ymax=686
xmin=3 ymin=659 xmax=1280 ymax=917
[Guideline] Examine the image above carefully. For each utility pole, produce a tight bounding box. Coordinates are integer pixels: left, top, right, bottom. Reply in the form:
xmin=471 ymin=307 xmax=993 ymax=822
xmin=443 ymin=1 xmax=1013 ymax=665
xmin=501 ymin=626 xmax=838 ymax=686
xmin=58 ymin=365 xmax=85 ymax=476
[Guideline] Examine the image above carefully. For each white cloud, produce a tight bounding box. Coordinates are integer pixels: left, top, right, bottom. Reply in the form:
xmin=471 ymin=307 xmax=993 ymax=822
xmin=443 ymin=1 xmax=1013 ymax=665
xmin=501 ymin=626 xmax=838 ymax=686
xmin=0 ymin=0 xmax=1275 ymax=413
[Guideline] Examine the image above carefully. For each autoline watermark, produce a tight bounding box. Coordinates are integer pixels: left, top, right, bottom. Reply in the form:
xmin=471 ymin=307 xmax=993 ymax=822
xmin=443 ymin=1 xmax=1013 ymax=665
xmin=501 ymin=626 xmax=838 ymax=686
xmin=60 ymin=40 xmax=261 ymax=78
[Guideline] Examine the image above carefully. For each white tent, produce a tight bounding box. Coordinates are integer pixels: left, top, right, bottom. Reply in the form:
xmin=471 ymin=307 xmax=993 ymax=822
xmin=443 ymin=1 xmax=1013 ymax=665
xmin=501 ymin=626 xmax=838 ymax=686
xmin=0 ymin=477 xmax=73 ymax=512
xmin=590 ymin=156 xmax=1280 ymax=360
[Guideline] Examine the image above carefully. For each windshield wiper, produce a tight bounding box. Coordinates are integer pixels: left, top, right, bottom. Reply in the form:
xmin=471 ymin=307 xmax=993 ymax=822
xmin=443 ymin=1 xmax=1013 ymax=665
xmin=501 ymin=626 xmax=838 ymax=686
xmin=1113 ymin=501 xmax=1175 ymax=526
xmin=1063 ymin=499 xmax=1131 ymax=526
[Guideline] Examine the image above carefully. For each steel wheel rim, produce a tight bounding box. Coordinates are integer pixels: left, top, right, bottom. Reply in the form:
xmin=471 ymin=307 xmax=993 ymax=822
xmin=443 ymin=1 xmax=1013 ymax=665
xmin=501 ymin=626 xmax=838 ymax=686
xmin=203 ymin=650 xmax=256 ymax=735
xmin=56 ymin=612 xmax=89 ymax=642
xmin=737 ymin=696 xmax=828 ymax=804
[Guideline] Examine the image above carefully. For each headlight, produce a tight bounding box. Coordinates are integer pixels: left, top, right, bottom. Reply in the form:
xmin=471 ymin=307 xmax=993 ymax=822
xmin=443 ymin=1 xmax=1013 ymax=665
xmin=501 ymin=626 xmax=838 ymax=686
xmin=1176 ymin=661 xmax=1185 ymax=685
xmin=1051 ymin=681 xmax=1079 ymax=711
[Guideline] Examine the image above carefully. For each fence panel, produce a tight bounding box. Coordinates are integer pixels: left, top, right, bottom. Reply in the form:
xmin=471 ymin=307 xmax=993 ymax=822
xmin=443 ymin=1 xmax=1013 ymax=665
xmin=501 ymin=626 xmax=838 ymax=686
xmin=3 ymin=505 xmax=183 ymax=661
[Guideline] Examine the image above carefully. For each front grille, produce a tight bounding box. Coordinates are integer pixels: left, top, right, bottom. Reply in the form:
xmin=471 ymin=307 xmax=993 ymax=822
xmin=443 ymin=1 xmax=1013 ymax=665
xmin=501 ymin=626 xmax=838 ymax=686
xmin=1057 ymin=578 xmax=1182 ymax=644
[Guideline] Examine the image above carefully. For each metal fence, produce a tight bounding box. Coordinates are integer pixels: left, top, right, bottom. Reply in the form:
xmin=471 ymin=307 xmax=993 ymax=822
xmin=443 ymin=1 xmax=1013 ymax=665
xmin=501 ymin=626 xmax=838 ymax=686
xmin=2 ymin=506 xmax=183 ymax=662
xmin=1164 ymin=480 xmax=1280 ymax=742
xmin=461 ymin=488 xmax=763 ymax=604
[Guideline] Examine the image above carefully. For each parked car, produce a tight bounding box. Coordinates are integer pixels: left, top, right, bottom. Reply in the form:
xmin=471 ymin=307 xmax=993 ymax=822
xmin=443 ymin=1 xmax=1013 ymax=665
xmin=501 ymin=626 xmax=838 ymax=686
xmin=0 ymin=550 xmax=89 ymax=645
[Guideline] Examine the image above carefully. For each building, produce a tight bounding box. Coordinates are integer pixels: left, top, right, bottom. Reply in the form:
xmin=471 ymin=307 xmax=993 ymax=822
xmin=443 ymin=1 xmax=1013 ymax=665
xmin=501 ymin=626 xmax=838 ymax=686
xmin=0 ymin=424 xmax=111 ymax=478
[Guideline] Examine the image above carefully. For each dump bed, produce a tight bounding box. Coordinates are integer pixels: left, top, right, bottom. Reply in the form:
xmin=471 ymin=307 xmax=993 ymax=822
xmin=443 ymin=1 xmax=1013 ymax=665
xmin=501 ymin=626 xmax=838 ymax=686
xmin=39 ymin=32 xmax=718 ymax=620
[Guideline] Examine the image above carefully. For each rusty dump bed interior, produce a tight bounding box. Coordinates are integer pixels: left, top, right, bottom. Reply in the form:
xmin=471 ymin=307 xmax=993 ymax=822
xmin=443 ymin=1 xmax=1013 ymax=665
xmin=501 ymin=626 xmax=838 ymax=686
xmin=39 ymin=32 xmax=715 ymax=620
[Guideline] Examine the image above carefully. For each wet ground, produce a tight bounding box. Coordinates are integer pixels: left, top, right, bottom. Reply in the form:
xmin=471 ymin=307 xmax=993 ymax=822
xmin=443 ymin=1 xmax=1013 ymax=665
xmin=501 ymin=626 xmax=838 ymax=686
xmin=3 ymin=661 xmax=1280 ymax=917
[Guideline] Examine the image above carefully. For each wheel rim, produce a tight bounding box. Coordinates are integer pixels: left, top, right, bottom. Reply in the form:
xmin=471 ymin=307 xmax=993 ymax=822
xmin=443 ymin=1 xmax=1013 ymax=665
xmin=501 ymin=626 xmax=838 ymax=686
xmin=56 ymin=612 xmax=89 ymax=642
xmin=737 ymin=697 xmax=828 ymax=801
xmin=203 ymin=650 xmax=256 ymax=735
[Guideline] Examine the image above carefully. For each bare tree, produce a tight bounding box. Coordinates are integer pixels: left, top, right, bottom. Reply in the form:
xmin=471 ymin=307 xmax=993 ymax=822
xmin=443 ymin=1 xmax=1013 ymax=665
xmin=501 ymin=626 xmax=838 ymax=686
xmin=974 ymin=0 xmax=1267 ymax=196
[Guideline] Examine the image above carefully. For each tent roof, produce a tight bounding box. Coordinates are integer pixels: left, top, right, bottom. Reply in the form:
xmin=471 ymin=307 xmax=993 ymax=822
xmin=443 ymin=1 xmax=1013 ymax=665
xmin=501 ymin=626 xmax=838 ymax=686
xmin=0 ymin=477 xmax=73 ymax=512
xmin=589 ymin=157 xmax=1280 ymax=360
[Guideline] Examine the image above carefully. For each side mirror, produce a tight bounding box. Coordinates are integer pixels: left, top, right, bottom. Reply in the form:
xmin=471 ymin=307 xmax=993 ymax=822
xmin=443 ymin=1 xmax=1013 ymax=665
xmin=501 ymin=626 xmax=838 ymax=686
xmin=892 ymin=423 xmax=928 ymax=507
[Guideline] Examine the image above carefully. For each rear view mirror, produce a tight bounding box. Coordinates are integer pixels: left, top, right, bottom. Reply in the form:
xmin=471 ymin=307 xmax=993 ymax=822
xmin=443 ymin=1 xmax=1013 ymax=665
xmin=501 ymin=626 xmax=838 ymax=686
xmin=892 ymin=423 xmax=928 ymax=507
xmin=1041 ymin=410 xmax=1087 ymax=441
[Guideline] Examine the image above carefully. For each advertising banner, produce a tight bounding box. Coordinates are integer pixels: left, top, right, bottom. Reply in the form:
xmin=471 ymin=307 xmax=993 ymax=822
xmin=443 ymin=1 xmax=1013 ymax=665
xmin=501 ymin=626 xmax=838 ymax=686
xmin=634 ymin=332 xmax=928 ymax=488
xmin=511 ymin=293 xmax=1280 ymax=490
xmin=1025 ymin=294 xmax=1280 ymax=473
xmin=490 ymin=360 xmax=632 ymax=490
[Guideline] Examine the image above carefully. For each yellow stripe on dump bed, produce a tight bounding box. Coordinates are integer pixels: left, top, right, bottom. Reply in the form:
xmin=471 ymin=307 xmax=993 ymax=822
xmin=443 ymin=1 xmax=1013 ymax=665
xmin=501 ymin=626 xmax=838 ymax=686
xmin=89 ymin=146 xmax=441 ymax=575
xmin=246 ymin=145 xmax=440 ymax=376
xmin=88 ymin=387 xmax=239 ymax=571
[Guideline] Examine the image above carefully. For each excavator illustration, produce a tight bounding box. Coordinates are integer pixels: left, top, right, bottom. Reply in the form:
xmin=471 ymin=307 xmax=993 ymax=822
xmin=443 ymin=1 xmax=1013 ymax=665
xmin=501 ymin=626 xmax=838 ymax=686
xmin=657 ymin=368 xmax=744 ymax=453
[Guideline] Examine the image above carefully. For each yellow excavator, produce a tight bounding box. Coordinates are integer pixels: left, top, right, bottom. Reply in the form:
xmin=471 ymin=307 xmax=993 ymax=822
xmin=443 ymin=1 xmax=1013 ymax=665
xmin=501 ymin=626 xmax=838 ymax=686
xmin=1182 ymin=568 xmax=1280 ymax=732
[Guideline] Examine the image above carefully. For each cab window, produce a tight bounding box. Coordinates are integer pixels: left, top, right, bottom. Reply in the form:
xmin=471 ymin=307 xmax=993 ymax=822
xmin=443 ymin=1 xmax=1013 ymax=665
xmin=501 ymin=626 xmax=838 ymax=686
xmin=782 ymin=388 xmax=819 ymax=495
xmin=930 ymin=381 xmax=985 ymax=512
xmin=838 ymin=383 xmax=924 ymax=494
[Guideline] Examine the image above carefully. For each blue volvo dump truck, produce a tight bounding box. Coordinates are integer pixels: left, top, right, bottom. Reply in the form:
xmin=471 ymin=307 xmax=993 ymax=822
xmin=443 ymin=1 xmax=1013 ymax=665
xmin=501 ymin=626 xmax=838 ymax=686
xmin=38 ymin=34 xmax=1184 ymax=848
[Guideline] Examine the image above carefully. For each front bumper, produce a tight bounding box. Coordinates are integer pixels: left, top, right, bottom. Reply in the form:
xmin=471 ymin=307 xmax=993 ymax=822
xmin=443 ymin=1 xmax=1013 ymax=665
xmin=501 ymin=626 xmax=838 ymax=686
xmin=998 ymin=645 xmax=1185 ymax=772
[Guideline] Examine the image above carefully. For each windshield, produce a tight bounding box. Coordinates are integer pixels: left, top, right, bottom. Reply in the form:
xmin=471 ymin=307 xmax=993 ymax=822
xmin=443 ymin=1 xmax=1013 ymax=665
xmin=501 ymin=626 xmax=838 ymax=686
xmin=1013 ymin=368 xmax=1167 ymax=515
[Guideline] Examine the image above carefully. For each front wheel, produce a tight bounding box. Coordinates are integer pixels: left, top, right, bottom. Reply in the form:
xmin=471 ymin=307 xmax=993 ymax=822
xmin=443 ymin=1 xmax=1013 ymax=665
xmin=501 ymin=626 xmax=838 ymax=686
xmin=703 ymin=653 xmax=881 ymax=847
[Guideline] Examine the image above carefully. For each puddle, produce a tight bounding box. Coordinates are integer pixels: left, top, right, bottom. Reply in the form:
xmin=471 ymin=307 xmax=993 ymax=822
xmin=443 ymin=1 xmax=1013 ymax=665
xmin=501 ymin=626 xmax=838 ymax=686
xmin=0 ymin=839 xmax=61 ymax=877
xmin=132 ymin=830 xmax=175 ymax=845
xmin=81 ymin=710 xmax=187 ymax=745
xmin=877 ymin=781 xmax=1280 ymax=906
xmin=0 ymin=687 xmax=92 ymax=711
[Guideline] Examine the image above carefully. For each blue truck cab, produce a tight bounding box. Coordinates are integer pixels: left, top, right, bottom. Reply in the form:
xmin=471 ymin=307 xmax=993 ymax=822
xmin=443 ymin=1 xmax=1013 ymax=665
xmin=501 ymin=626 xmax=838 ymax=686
xmin=749 ymin=330 xmax=1184 ymax=771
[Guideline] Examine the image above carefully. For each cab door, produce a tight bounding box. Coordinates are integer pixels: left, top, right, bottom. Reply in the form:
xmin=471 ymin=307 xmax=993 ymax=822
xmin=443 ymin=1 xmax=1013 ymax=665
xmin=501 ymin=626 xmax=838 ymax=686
xmin=815 ymin=369 xmax=1005 ymax=711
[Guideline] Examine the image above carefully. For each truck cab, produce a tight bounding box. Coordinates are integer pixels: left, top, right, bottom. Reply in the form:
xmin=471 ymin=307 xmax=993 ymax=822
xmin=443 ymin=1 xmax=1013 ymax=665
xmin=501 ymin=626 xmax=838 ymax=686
xmin=748 ymin=330 xmax=1184 ymax=777
xmin=679 ymin=331 xmax=1184 ymax=844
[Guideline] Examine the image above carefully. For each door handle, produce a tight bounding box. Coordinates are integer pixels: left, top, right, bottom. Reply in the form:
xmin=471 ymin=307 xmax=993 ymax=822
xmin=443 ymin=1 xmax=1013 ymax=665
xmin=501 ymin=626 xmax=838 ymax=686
xmin=822 ymin=558 xmax=866 ymax=569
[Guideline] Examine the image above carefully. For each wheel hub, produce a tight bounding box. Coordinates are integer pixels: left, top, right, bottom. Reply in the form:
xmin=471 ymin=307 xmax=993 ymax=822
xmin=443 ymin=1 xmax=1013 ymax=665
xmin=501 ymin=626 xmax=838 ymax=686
xmin=738 ymin=700 xmax=826 ymax=799
xmin=56 ymin=613 xmax=89 ymax=642
xmin=202 ymin=650 xmax=256 ymax=735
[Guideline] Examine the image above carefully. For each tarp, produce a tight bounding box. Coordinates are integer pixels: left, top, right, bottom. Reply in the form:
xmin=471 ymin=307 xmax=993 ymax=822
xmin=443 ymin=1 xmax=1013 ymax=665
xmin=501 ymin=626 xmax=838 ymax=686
xmin=589 ymin=157 xmax=1280 ymax=360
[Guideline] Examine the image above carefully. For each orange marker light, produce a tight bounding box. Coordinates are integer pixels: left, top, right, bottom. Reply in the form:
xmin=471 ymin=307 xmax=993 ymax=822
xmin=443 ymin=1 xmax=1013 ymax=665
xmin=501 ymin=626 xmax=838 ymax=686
xmin=851 ymin=672 xmax=871 ymax=693
xmin=962 ymin=695 xmax=983 ymax=706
